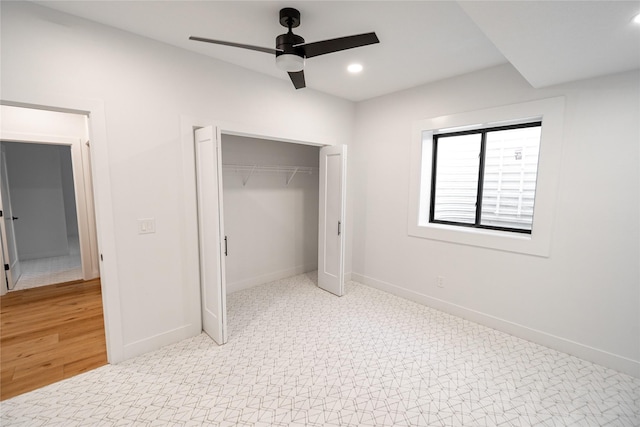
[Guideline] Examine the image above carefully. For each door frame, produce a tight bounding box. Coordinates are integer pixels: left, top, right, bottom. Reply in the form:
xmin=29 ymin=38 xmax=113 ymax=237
xmin=0 ymin=144 xmax=21 ymax=291
xmin=0 ymin=135 xmax=99 ymax=284
xmin=0 ymin=240 xmax=6 ymax=297
xmin=183 ymin=117 xmax=343 ymax=342
xmin=1 ymin=98 xmax=123 ymax=364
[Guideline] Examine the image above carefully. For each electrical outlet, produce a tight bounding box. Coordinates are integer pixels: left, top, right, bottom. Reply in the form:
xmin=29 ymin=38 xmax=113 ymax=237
xmin=437 ymin=276 xmax=445 ymax=288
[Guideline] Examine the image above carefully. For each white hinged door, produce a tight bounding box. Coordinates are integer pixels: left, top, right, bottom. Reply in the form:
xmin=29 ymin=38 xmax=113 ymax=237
xmin=318 ymin=145 xmax=347 ymax=296
xmin=195 ymin=126 xmax=227 ymax=344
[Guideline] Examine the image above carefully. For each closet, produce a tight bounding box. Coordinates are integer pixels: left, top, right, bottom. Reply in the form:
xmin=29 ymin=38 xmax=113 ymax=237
xmin=194 ymin=126 xmax=346 ymax=345
xmin=220 ymin=134 xmax=320 ymax=294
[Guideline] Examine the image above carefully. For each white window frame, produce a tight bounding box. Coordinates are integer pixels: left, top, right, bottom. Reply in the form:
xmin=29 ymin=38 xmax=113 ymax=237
xmin=408 ymin=97 xmax=565 ymax=257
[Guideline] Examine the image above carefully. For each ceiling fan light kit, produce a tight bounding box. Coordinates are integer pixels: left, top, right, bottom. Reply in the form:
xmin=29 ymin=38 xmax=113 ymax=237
xmin=276 ymin=54 xmax=305 ymax=72
xmin=189 ymin=7 xmax=379 ymax=90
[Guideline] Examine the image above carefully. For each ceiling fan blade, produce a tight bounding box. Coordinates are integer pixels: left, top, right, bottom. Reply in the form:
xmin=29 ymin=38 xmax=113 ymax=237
xmin=189 ymin=36 xmax=280 ymax=55
xmin=288 ymin=70 xmax=306 ymax=89
xmin=299 ymin=32 xmax=379 ymax=58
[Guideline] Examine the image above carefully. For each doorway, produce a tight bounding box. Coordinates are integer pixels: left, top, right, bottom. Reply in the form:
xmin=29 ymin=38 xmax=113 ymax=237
xmin=0 ymin=103 xmax=108 ymax=398
xmin=193 ymin=125 xmax=347 ymax=345
xmin=220 ymin=134 xmax=321 ymax=294
xmin=2 ymin=142 xmax=81 ymax=290
xmin=0 ymin=105 xmax=100 ymax=294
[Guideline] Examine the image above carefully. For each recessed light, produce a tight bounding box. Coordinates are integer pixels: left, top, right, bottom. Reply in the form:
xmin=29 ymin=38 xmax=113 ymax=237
xmin=347 ymin=63 xmax=363 ymax=73
xmin=634 ymin=12 xmax=640 ymax=24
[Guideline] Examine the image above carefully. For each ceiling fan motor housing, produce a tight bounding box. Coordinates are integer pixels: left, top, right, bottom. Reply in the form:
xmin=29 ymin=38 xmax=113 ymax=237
xmin=276 ymin=32 xmax=305 ymax=57
xmin=276 ymin=8 xmax=305 ymax=59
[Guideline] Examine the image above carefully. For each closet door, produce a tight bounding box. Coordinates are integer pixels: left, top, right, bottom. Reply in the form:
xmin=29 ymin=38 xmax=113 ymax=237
xmin=318 ymin=145 xmax=346 ymax=296
xmin=195 ymin=126 xmax=227 ymax=345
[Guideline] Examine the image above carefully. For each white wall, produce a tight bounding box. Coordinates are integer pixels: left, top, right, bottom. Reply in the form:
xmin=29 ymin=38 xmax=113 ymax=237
xmin=3 ymin=142 xmax=69 ymax=260
xmin=5 ymin=1 xmax=635 ymax=379
xmin=0 ymin=2 xmax=354 ymax=361
xmin=221 ymin=135 xmax=319 ymax=293
xmin=350 ymin=64 xmax=640 ymax=376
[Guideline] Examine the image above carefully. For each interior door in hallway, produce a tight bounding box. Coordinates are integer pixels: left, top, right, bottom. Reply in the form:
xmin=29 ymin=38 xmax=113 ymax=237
xmin=318 ymin=145 xmax=346 ymax=297
xmin=0 ymin=145 xmax=21 ymax=291
xmin=195 ymin=126 xmax=227 ymax=345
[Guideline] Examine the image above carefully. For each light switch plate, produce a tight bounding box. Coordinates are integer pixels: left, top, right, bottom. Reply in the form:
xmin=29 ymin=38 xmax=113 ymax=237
xmin=138 ymin=218 xmax=155 ymax=234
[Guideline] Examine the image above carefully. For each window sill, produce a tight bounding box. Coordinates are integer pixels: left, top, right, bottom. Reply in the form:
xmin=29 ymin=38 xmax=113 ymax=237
xmin=408 ymin=221 xmax=549 ymax=256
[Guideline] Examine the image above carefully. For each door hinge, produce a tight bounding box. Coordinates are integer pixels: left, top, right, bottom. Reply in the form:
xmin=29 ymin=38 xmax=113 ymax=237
xmin=338 ymin=221 xmax=341 ymax=236
xmin=0 ymin=210 xmax=3 ymax=217
xmin=4 ymin=264 xmax=9 ymax=271
xmin=224 ymin=236 xmax=228 ymax=256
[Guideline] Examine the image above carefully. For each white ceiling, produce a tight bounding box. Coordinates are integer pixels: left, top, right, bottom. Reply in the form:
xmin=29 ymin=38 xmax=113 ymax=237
xmin=33 ymin=1 xmax=640 ymax=102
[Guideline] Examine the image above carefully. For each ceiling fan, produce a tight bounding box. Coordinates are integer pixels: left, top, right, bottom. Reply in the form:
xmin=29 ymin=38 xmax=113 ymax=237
xmin=189 ymin=7 xmax=380 ymax=90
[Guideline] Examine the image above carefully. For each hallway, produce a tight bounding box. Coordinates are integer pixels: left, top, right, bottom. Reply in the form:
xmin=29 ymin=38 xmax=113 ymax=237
xmin=12 ymin=235 xmax=82 ymax=291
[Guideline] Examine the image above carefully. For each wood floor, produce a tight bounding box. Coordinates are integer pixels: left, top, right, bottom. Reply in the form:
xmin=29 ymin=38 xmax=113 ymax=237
xmin=0 ymin=279 xmax=107 ymax=400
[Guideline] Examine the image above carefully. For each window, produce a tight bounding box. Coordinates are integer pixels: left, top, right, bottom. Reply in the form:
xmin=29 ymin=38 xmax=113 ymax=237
xmin=408 ymin=97 xmax=565 ymax=257
xmin=430 ymin=122 xmax=542 ymax=233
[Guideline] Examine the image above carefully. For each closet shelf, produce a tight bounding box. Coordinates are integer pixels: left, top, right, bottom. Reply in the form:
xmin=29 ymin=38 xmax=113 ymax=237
xmin=222 ymin=163 xmax=318 ymax=186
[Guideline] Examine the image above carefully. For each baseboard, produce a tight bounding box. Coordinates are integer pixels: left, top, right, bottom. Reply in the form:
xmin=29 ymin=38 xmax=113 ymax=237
xmin=227 ymin=264 xmax=317 ymax=294
xmin=351 ymin=272 xmax=640 ymax=378
xmin=122 ymin=323 xmax=201 ymax=361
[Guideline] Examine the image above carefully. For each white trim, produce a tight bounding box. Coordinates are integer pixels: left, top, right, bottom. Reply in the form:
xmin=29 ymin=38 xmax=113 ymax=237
xmin=352 ymin=272 xmax=640 ymax=378
xmin=0 ymin=130 xmax=99 ymax=281
xmin=226 ymin=263 xmax=318 ymax=294
xmin=408 ymin=97 xmax=565 ymax=257
xmin=1 ymin=131 xmax=77 ymax=146
xmin=0 ymin=245 xmax=6 ymax=296
xmin=84 ymin=99 xmax=123 ymax=363
xmin=215 ymin=120 xmax=333 ymax=148
xmin=179 ymin=115 xmax=215 ymax=344
xmin=122 ymin=323 xmax=199 ymax=361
